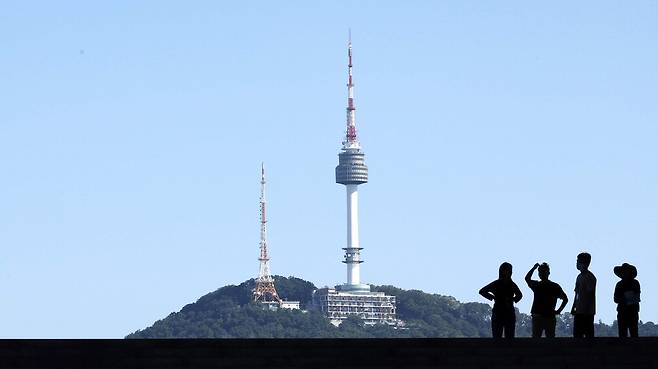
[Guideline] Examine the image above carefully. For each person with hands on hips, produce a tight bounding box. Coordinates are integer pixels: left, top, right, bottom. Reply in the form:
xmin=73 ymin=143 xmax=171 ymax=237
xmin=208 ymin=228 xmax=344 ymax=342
xmin=480 ymin=262 xmax=523 ymax=338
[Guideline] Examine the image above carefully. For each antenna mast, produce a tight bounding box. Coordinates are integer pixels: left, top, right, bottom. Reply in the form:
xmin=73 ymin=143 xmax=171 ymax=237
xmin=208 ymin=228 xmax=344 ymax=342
xmin=344 ymin=31 xmax=360 ymax=148
xmin=253 ymin=163 xmax=281 ymax=303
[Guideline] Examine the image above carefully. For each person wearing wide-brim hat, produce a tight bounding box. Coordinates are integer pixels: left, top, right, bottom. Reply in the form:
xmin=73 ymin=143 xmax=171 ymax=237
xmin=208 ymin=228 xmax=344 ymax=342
xmin=613 ymin=263 xmax=641 ymax=337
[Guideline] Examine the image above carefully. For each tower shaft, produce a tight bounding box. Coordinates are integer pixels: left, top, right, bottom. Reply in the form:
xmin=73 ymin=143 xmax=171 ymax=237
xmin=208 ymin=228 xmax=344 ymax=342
xmin=345 ymin=184 xmax=361 ymax=285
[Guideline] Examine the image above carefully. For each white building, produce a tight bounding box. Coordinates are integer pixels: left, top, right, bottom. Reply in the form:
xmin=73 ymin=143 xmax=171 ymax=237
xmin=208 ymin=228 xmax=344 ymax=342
xmin=313 ymin=287 xmax=396 ymax=326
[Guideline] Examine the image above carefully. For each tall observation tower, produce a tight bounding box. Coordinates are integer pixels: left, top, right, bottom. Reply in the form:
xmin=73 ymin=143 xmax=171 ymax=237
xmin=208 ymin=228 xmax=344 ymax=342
xmin=335 ymin=36 xmax=369 ymax=292
xmin=313 ymin=36 xmax=396 ymax=325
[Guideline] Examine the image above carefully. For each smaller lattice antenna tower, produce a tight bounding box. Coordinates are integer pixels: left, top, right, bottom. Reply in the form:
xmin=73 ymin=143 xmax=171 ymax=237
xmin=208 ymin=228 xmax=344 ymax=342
xmin=253 ymin=163 xmax=281 ymax=303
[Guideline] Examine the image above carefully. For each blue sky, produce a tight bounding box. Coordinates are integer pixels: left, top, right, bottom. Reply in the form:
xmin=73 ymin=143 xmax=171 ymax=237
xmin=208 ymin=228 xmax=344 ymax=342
xmin=1 ymin=1 xmax=656 ymax=337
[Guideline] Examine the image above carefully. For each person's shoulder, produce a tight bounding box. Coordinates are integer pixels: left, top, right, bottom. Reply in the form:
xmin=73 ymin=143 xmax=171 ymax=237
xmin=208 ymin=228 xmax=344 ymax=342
xmin=581 ymin=270 xmax=596 ymax=282
xmin=549 ymin=280 xmax=562 ymax=289
xmin=482 ymin=279 xmax=498 ymax=288
xmin=548 ymin=281 xmax=564 ymax=292
xmin=489 ymin=279 xmax=503 ymax=287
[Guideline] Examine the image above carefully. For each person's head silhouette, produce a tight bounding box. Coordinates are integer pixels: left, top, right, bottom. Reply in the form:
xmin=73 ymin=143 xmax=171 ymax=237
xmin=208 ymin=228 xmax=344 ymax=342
xmin=614 ymin=263 xmax=637 ymax=281
xmin=538 ymin=263 xmax=550 ymax=281
xmin=576 ymin=252 xmax=591 ymax=272
xmin=499 ymin=262 xmax=513 ymax=280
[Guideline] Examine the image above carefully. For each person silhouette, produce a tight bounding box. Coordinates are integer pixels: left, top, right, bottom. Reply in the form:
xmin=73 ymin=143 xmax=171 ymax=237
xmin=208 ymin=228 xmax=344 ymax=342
xmin=614 ymin=263 xmax=641 ymax=337
xmin=571 ymin=252 xmax=596 ymax=337
xmin=479 ymin=262 xmax=523 ymax=338
xmin=525 ymin=263 xmax=568 ymax=337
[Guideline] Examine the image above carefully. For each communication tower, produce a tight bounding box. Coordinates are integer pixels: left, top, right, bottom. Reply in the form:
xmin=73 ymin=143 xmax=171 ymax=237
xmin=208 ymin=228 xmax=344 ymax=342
xmin=253 ymin=163 xmax=282 ymax=304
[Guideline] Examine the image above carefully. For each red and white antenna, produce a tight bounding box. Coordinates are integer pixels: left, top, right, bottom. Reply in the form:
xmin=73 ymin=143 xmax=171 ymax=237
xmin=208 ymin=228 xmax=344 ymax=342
xmin=253 ymin=163 xmax=281 ymax=303
xmin=344 ymin=30 xmax=360 ymax=149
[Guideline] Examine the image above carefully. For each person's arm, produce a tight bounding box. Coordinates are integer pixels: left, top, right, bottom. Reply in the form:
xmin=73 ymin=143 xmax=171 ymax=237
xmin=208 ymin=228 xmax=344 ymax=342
xmin=614 ymin=282 xmax=623 ymax=304
xmin=633 ymin=280 xmax=641 ymax=304
xmin=479 ymin=282 xmax=495 ymax=301
xmin=571 ymin=277 xmax=579 ymax=314
xmin=525 ymin=263 xmax=539 ymax=286
xmin=586 ymin=273 xmax=597 ymax=292
xmin=513 ymin=282 xmax=523 ymax=303
xmin=556 ymin=288 xmax=569 ymax=314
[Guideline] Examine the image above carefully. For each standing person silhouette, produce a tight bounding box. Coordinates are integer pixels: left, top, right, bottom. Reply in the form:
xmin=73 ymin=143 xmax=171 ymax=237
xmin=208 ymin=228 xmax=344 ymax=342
xmin=614 ymin=263 xmax=641 ymax=337
xmin=571 ymin=252 xmax=596 ymax=337
xmin=479 ymin=262 xmax=523 ymax=338
xmin=525 ymin=263 xmax=568 ymax=337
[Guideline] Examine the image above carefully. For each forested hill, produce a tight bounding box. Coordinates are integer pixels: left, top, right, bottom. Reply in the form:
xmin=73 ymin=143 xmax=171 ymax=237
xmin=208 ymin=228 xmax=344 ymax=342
xmin=126 ymin=276 xmax=658 ymax=338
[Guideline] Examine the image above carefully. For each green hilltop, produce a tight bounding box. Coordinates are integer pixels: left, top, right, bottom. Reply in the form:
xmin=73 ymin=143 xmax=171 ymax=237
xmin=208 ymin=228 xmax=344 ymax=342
xmin=126 ymin=276 xmax=658 ymax=338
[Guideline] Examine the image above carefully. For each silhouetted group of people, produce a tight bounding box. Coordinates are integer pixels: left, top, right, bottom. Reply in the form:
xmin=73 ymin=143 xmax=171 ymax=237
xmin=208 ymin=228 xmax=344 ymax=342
xmin=479 ymin=252 xmax=641 ymax=338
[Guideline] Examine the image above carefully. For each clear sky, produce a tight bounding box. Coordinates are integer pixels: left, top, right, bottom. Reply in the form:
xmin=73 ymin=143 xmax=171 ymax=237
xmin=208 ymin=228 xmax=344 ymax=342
xmin=1 ymin=1 xmax=656 ymax=338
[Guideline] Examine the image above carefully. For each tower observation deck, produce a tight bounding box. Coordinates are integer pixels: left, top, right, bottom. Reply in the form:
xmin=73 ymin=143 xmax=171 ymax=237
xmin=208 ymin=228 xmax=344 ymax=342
xmin=336 ymin=151 xmax=368 ymax=185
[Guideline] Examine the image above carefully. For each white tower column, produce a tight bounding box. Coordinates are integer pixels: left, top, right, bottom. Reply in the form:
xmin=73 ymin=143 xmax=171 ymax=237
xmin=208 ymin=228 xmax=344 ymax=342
xmin=346 ymin=184 xmax=360 ymax=285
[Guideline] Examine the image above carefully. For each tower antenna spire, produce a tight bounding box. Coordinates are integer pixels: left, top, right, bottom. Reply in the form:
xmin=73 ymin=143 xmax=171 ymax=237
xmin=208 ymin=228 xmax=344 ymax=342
xmin=253 ymin=163 xmax=281 ymax=303
xmin=344 ymin=31 xmax=359 ymax=148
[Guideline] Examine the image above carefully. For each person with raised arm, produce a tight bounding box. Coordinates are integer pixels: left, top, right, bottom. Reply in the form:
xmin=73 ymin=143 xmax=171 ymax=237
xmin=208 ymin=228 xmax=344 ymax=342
xmin=525 ymin=262 xmax=568 ymax=337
